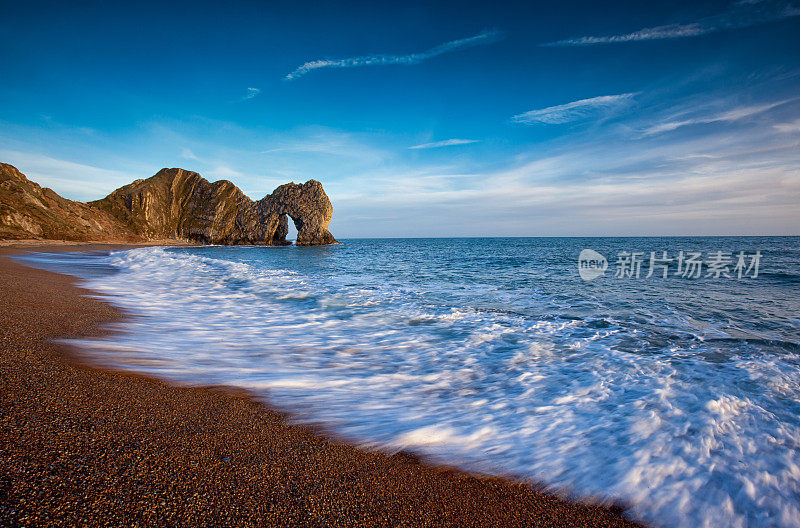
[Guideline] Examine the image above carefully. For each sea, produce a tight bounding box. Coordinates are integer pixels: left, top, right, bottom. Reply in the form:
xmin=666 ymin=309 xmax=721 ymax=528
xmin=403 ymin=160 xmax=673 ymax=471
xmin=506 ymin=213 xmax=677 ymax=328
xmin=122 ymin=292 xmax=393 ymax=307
xmin=16 ymin=237 xmax=800 ymax=528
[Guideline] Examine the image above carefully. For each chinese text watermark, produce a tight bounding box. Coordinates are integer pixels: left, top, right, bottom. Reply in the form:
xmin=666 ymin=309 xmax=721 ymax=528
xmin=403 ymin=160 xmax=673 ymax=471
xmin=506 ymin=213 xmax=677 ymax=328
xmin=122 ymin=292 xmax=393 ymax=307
xmin=578 ymin=249 xmax=761 ymax=281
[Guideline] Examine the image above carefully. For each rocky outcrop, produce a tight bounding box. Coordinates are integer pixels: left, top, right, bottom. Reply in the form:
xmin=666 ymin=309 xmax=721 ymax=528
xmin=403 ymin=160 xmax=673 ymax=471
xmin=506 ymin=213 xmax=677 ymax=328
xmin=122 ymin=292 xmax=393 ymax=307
xmin=0 ymin=163 xmax=338 ymax=245
xmin=91 ymin=168 xmax=337 ymax=245
xmin=0 ymin=163 xmax=140 ymax=242
xmin=258 ymin=180 xmax=337 ymax=246
xmin=89 ymin=168 xmax=268 ymax=245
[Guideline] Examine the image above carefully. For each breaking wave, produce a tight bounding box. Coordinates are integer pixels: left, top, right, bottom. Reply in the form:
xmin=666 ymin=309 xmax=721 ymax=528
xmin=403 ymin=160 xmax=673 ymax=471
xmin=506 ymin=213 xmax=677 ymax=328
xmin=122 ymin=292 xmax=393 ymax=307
xmin=24 ymin=237 xmax=800 ymax=528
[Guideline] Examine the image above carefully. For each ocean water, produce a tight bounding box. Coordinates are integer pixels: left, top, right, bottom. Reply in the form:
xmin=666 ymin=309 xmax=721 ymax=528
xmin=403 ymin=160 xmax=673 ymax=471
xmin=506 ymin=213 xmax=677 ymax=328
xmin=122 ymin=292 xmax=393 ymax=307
xmin=17 ymin=237 xmax=800 ymax=528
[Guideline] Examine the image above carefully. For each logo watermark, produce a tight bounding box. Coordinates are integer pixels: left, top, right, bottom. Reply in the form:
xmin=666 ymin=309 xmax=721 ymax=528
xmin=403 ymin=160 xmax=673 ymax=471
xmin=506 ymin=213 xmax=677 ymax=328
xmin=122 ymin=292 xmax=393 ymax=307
xmin=578 ymin=249 xmax=609 ymax=281
xmin=578 ymin=249 xmax=761 ymax=281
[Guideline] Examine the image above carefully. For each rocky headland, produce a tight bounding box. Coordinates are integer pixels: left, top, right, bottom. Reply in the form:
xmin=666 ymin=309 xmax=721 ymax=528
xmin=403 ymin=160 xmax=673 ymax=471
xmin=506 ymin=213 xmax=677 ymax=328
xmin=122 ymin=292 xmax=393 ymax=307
xmin=0 ymin=162 xmax=337 ymax=246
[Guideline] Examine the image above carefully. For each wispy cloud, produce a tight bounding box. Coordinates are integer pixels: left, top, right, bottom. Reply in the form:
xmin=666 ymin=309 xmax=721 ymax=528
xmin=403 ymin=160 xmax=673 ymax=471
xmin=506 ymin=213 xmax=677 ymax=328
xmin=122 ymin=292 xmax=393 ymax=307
xmin=180 ymin=147 xmax=200 ymax=161
xmin=240 ymin=87 xmax=260 ymax=100
xmin=774 ymin=117 xmax=800 ymax=133
xmin=642 ymin=98 xmax=795 ymax=135
xmin=409 ymin=139 xmax=479 ymax=149
xmin=543 ymin=0 xmax=800 ymax=46
xmin=339 ymin=124 xmax=800 ymax=236
xmin=208 ymin=166 xmax=245 ymax=181
xmin=284 ymin=29 xmax=502 ymax=80
xmin=0 ymin=149 xmax=140 ymax=200
xmin=511 ymin=93 xmax=637 ymax=125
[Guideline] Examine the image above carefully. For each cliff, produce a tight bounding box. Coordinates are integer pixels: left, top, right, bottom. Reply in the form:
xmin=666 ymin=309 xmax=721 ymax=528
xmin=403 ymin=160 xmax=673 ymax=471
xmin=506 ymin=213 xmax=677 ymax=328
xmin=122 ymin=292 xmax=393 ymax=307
xmin=0 ymin=163 xmax=337 ymax=245
xmin=0 ymin=163 xmax=140 ymax=242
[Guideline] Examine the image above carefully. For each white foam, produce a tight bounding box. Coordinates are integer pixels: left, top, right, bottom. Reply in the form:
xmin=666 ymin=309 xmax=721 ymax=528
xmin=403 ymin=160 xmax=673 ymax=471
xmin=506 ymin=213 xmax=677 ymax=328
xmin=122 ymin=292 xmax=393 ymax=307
xmin=56 ymin=246 xmax=800 ymax=528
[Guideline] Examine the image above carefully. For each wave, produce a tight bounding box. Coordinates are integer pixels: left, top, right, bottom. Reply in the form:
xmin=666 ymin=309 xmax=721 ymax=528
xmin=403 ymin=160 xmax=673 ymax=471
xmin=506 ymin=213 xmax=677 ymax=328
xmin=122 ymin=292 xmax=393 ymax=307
xmin=47 ymin=243 xmax=800 ymax=528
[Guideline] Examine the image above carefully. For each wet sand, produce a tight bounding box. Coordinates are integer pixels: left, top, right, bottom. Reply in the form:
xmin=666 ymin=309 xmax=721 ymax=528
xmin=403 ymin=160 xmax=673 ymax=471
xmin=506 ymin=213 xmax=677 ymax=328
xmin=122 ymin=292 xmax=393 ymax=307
xmin=0 ymin=242 xmax=644 ymax=527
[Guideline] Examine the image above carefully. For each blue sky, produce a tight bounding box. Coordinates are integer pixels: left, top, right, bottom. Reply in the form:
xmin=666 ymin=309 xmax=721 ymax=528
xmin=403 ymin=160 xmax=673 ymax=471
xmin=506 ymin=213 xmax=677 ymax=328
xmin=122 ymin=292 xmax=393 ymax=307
xmin=1 ymin=0 xmax=799 ymax=236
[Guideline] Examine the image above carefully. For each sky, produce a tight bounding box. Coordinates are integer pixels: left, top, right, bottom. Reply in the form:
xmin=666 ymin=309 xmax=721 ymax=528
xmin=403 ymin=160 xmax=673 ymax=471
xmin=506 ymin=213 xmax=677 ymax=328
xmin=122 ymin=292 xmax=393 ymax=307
xmin=1 ymin=0 xmax=799 ymax=237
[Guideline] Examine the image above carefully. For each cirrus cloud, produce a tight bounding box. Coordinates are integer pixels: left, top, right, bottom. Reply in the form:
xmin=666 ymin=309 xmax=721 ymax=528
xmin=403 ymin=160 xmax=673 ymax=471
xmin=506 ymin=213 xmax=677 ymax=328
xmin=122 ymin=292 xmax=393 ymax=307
xmin=285 ymin=29 xmax=503 ymax=81
xmin=511 ymin=93 xmax=638 ymax=125
xmin=241 ymin=87 xmax=260 ymax=100
xmin=543 ymin=0 xmax=800 ymax=46
xmin=409 ymin=139 xmax=479 ymax=149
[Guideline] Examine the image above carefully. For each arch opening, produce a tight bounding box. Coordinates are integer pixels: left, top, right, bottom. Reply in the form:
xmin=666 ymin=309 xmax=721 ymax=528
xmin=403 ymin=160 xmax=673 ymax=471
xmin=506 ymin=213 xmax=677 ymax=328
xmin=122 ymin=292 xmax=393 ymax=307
xmin=285 ymin=214 xmax=298 ymax=244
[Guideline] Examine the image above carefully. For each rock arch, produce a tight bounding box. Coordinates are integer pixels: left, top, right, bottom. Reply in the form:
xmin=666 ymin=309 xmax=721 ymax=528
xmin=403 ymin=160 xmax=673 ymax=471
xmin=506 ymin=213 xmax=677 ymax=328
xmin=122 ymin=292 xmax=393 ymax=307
xmin=89 ymin=168 xmax=338 ymax=245
xmin=259 ymin=180 xmax=337 ymax=246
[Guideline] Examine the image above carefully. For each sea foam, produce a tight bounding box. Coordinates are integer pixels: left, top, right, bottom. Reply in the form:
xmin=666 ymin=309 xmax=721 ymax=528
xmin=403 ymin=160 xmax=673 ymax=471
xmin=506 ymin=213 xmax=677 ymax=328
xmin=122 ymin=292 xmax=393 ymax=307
xmin=31 ymin=238 xmax=800 ymax=528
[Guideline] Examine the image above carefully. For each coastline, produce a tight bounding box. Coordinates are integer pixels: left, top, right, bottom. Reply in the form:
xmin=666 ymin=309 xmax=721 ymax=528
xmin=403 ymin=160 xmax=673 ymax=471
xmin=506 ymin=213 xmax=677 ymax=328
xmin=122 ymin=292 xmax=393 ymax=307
xmin=0 ymin=242 xmax=643 ymax=527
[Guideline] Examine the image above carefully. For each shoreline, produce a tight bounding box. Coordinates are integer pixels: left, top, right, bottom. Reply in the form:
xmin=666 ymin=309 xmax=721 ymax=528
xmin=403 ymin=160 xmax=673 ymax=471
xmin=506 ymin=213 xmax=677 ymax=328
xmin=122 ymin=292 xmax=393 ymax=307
xmin=0 ymin=242 xmax=644 ymax=527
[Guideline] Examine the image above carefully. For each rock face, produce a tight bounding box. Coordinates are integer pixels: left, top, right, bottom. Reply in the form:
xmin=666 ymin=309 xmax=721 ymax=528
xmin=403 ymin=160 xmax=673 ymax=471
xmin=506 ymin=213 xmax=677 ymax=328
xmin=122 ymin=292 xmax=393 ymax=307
xmin=259 ymin=180 xmax=337 ymax=246
xmin=0 ymin=163 xmax=338 ymax=245
xmin=91 ymin=168 xmax=337 ymax=245
xmin=90 ymin=168 xmax=268 ymax=245
xmin=0 ymin=163 xmax=140 ymax=242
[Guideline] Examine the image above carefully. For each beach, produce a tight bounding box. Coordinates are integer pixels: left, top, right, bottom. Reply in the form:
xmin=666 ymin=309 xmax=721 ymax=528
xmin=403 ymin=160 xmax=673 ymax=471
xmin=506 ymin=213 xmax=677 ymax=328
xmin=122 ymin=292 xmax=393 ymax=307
xmin=0 ymin=243 xmax=641 ymax=527
xmin=3 ymin=1 xmax=797 ymax=524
